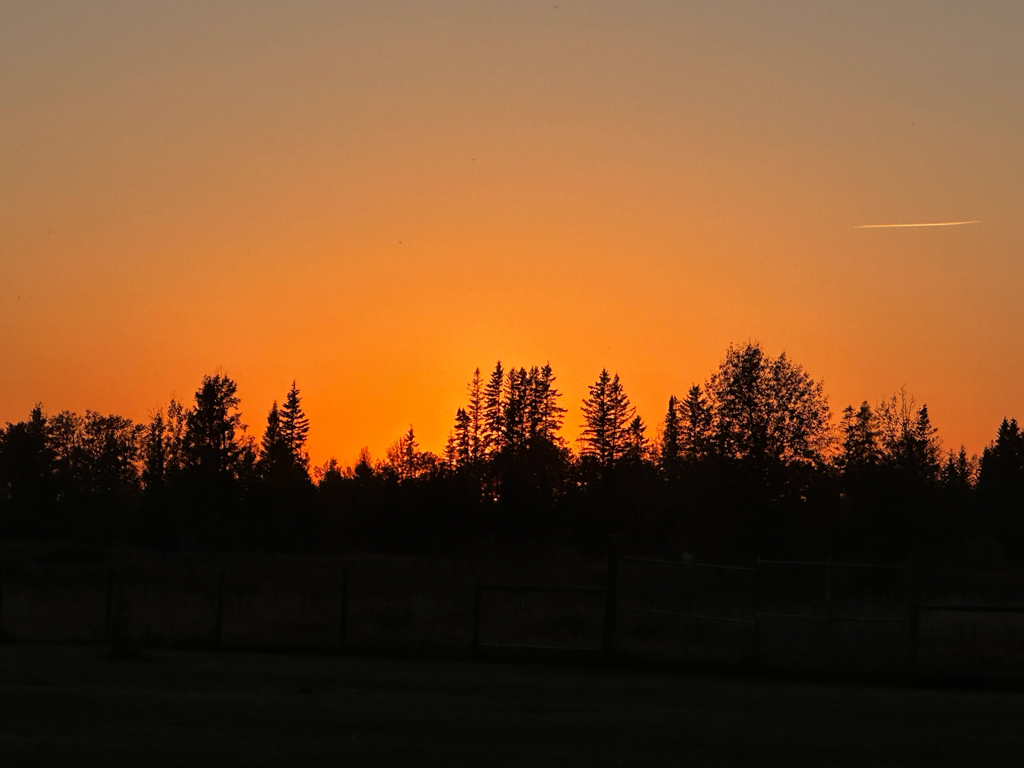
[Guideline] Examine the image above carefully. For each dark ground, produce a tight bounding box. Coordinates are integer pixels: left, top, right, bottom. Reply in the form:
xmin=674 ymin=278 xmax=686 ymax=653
xmin=1 ymin=644 xmax=1022 ymax=766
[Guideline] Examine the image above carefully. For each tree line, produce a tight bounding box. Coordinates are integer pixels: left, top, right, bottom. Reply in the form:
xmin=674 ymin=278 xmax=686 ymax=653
xmin=1 ymin=342 xmax=1022 ymax=566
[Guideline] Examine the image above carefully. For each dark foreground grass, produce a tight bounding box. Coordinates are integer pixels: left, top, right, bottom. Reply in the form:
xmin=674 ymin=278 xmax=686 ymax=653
xmin=1 ymin=645 xmax=1022 ymax=767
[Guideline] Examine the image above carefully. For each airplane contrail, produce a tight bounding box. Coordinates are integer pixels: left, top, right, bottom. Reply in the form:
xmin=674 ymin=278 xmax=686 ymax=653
xmin=856 ymin=220 xmax=980 ymax=229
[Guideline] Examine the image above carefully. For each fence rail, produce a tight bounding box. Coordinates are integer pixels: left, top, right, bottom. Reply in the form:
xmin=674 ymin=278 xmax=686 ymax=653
xmin=619 ymin=556 xmax=754 ymax=573
xmin=478 ymin=584 xmax=606 ymax=595
xmin=619 ymin=606 xmax=755 ymax=626
xmin=757 ymin=559 xmax=907 ymax=570
xmin=4 ymin=550 xmax=1024 ymax=679
xmin=918 ymin=604 xmax=1024 ymax=614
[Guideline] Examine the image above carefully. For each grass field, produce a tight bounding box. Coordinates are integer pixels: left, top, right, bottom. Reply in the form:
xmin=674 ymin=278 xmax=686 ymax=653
xmin=1 ymin=645 xmax=1023 ymax=766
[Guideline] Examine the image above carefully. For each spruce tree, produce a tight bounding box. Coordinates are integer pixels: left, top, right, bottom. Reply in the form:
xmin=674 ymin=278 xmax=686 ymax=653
xmin=607 ymin=373 xmax=635 ymax=463
xmin=261 ymin=402 xmax=282 ymax=457
xmin=580 ymin=370 xmax=634 ymax=467
xmin=941 ymin=446 xmax=977 ymax=492
xmin=580 ymin=369 xmax=613 ymax=465
xmin=503 ymin=367 xmax=529 ymax=449
xmin=911 ymin=405 xmax=941 ymax=475
xmin=402 ymin=425 xmax=418 ymax=478
xmin=466 ymin=368 xmax=485 ymax=462
xmin=624 ymin=415 xmax=651 ymax=463
xmin=164 ymin=398 xmax=187 ymax=474
xmin=840 ymin=401 xmax=878 ymax=471
xmin=533 ymin=363 xmax=566 ymax=443
xmin=660 ymin=395 xmax=681 ymax=472
xmin=483 ymin=362 xmax=505 ymax=457
xmin=385 ymin=426 xmax=422 ymax=480
xmin=443 ymin=431 xmax=458 ymax=470
xmin=978 ymin=418 xmax=1024 ymax=542
xmin=142 ymin=410 xmax=167 ymax=489
xmin=279 ymin=381 xmax=310 ymax=467
xmin=454 ymin=407 xmax=471 ymax=466
xmin=679 ymin=384 xmax=712 ymax=461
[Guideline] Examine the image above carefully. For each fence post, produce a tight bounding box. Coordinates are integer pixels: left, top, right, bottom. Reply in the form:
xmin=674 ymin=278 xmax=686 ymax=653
xmin=471 ymin=577 xmax=482 ymax=658
xmin=824 ymin=559 xmax=832 ymax=668
xmin=104 ymin=567 xmax=114 ymax=642
xmin=905 ymin=563 xmax=919 ymax=675
xmin=752 ymin=558 xmax=761 ymax=670
xmin=602 ymin=536 xmax=620 ymax=661
xmin=339 ymin=567 xmax=349 ymax=652
xmin=214 ymin=569 xmax=226 ymax=648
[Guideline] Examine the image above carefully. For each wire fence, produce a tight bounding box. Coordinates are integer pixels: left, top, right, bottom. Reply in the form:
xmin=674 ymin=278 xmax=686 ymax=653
xmin=4 ymin=550 xmax=1024 ymax=679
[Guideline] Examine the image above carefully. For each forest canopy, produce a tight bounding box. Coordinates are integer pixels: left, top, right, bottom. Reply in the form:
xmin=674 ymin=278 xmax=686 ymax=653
xmin=1 ymin=342 xmax=1021 ymax=567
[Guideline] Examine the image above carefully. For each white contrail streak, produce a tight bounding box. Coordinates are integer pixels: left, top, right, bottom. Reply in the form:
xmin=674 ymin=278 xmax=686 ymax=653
xmin=856 ymin=220 xmax=980 ymax=228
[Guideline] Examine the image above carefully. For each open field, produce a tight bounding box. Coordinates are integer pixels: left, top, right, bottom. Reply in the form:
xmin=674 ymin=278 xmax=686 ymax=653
xmin=1 ymin=644 xmax=1023 ymax=767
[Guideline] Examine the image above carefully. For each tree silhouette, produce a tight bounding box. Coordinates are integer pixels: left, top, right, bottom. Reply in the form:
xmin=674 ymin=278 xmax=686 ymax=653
xmin=466 ymin=368 xmax=485 ymax=462
xmin=659 ymin=395 xmax=681 ymax=473
xmin=453 ymin=408 xmax=471 ymax=466
xmin=623 ymin=415 xmax=651 ymax=464
xmin=4 ymin=341 xmax=1024 ymax=567
xmin=183 ymin=374 xmax=245 ymax=475
xmin=386 ymin=426 xmax=435 ymax=481
xmin=279 ymin=381 xmax=310 ymax=469
xmin=579 ymin=369 xmax=635 ymax=469
xmin=503 ymin=367 xmax=530 ymax=450
xmin=483 ymin=362 xmax=505 ymax=457
xmin=840 ymin=401 xmax=879 ymax=471
xmin=706 ymin=342 xmax=833 ymax=477
xmin=530 ymin=363 xmax=566 ymax=445
xmin=260 ymin=402 xmax=284 ymax=463
xmin=876 ymin=389 xmax=941 ymax=480
xmin=142 ymin=410 xmax=167 ymax=490
xmin=679 ymin=385 xmax=712 ymax=462
xmin=978 ymin=418 xmax=1024 ymax=553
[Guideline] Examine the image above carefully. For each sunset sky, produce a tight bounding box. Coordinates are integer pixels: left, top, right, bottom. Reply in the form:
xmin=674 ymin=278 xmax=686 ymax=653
xmin=3 ymin=1 xmax=1023 ymax=467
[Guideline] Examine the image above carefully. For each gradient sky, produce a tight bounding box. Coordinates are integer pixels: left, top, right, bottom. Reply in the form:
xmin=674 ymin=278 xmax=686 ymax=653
xmin=3 ymin=1 xmax=1023 ymax=467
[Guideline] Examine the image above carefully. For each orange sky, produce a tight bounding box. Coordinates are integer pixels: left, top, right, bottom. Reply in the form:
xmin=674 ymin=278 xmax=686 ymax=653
xmin=3 ymin=2 xmax=1023 ymax=468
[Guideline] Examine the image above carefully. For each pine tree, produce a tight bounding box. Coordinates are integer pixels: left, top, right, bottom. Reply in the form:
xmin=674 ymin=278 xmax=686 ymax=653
xmin=164 ymin=398 xmax=187 ymax=474
xmin=466 ymin=368 xmax=485 ymax=462
xmin=623 ymin=415 xmax=651 ymax=463
xmin=877 ymin=390 xmax=940 ymax=480
xmin=454 ymin=407 xmax=471 ymax=466
xmin=385 ymin=426 xmax=421 ymax=480
xmin=531 ymin=363 xmax=566 ymax=444
xmin=402 ymin=426 xmax=418 ymax=478
xmin=840 ymin=401 xmax=878 ymax=470
xmin=142 ymin=410 xmax=167 ymax=488
xmin=261 ymin=402 xmax=283 ymax=457
xmin=483 ymin=362 xmax=505 ymax=457
xmin=580 ymin=369 xmax=613 ymax=465
xmin=443 ymin=431 xmax=458 ymax=470
xmin=580 ymin=370 xmax=635 ymax=468
xmin=679 ymin=385 xmax=712 ymax=461
xmin=911 ymin=405 xmax=941 ymax=473
xmin=503 ymin=367 xmax=530 ymax=450
xmin=279 ymin=381 xmax=310 ymax=467
xmin=607 ymin=374 xmax=635 ymax=463
xmin=978 ymin=418 xmax=1024 ymax=540
xmin=660 ymin=395 xmax=681 ymax=472
xmin=941 ymin=446 xmax=977 ymax=491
